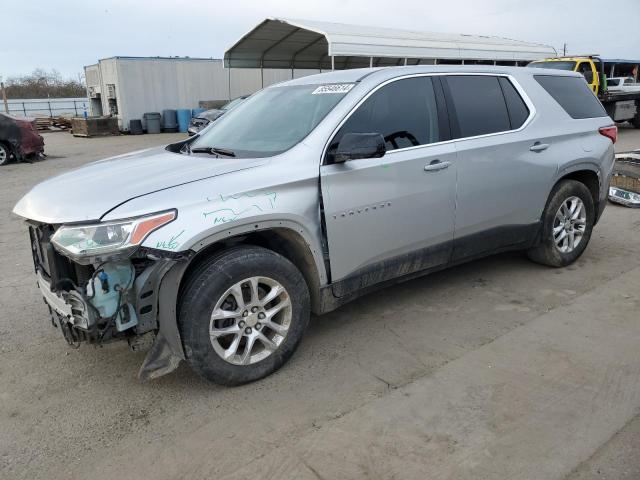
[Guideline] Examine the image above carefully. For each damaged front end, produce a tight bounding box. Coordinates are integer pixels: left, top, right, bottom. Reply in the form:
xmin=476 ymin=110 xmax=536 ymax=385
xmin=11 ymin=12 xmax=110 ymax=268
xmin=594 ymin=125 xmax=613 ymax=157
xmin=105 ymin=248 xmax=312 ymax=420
xmin=28 ymin=217 xmax=190 ymax=381
xmin=0 ymin=113 xmax=45 ymax=164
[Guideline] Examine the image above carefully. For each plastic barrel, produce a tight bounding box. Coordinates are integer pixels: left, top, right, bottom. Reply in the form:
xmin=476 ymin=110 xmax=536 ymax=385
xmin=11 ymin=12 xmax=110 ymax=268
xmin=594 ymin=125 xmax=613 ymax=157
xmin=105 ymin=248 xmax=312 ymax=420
xmin=191 ymin=108 xmax=206 ymax=118
xmin=129 ymin=119 xmax=143 ymax=135
xmin=143 ymin=112 xmax=161 ymax=134
xmin=162 ymin=109 xmax=178 ymax=132
xmin=176 ymin=109 xmax=191 ymax=133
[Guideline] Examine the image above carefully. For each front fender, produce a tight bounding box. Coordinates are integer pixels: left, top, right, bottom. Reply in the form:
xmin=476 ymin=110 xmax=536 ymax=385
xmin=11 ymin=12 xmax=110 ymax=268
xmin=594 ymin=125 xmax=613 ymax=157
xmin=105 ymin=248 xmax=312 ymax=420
xmin=187 ymin=218 xmax=328 ymax=285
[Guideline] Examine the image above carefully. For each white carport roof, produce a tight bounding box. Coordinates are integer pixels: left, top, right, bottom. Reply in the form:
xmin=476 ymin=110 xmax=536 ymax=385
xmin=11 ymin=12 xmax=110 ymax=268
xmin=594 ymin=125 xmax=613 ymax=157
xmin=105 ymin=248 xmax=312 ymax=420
xmin=224 ymin=18 xmax=557 ymax=69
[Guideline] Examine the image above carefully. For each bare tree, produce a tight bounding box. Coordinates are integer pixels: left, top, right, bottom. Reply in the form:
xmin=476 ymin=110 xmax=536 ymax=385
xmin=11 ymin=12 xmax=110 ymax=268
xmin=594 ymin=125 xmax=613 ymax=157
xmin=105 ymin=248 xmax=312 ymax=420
xmin=4 ymin=69 xmax=86 ymax=99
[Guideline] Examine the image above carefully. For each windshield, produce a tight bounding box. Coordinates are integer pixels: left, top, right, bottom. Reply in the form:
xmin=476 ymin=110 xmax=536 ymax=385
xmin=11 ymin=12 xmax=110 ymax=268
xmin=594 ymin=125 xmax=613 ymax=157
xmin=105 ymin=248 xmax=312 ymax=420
xmin=191 ymin=84 xmax=353 ymax=158
xmin=528 ymin=61 xmax=577 ymax=71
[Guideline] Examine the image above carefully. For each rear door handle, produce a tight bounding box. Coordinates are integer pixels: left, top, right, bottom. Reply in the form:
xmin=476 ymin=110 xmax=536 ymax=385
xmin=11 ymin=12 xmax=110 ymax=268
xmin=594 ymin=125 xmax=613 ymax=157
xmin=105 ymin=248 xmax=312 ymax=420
xmin=530 ymin=142 xmax=549 ymax=152
xmin=424 ymin=160 xmax=451 ymax=172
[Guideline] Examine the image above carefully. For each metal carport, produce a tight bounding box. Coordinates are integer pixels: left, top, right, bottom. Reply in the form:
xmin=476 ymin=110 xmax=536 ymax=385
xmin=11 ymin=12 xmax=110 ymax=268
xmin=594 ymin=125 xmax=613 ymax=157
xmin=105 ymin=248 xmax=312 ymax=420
xmin=224 ymin=18 xmax=557 ymax=71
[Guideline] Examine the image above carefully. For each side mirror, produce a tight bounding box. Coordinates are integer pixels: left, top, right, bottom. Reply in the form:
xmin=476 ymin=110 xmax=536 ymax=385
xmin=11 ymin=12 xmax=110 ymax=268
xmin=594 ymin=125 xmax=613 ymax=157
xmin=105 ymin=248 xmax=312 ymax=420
xmin=333 ymin=133 xmax=386 ymax=163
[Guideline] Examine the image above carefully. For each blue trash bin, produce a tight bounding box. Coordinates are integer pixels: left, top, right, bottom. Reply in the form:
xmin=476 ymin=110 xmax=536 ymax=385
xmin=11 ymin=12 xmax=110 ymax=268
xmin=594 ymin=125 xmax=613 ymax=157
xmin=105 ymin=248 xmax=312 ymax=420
xmin=176 ymin=109 xmax=191 ymax=133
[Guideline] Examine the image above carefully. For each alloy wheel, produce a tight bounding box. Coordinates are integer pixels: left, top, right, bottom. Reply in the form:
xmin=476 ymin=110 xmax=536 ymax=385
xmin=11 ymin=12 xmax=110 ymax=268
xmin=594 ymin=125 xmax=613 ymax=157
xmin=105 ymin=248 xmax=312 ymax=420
xmin=0 ymin=145 xmax=8 ymax=165
xmin=553 ymin=196 xmax=587 ymax=253
xmin=209 ymin=276 xmax=292 ymax=365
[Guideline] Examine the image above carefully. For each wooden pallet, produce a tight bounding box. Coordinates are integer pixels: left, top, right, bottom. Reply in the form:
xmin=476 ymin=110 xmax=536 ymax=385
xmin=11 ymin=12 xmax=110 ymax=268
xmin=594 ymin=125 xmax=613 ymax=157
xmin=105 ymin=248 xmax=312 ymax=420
xmin=611 ymin=171 xmax=640 ymax=193
xmin=34 ymin=117 xmax=52 ymax=130
xmin=34 ymin=116 xmax=73 ymax=131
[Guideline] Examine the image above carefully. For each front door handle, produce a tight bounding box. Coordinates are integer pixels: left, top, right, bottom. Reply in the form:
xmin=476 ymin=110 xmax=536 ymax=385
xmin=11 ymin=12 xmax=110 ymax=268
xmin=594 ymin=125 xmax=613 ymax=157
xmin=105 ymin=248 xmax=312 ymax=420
xmin=424 ymin=160 xmax=451 ymax=172
xmin=530 ymin=142 xmax=549 ymax=152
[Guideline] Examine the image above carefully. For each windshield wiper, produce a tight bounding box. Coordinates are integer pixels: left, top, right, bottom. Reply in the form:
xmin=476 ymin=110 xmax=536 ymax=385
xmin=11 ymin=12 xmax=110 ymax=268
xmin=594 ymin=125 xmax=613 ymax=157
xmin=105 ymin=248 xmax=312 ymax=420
xmin=190 ymin=146 xmax=236 ymax=157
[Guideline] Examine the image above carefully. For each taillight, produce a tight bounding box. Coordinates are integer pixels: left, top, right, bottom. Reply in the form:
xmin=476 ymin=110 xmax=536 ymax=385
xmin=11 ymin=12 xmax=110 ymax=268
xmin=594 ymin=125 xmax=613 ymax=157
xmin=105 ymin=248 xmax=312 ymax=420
xmin=599 ymin=125 xmax=617 ymax=144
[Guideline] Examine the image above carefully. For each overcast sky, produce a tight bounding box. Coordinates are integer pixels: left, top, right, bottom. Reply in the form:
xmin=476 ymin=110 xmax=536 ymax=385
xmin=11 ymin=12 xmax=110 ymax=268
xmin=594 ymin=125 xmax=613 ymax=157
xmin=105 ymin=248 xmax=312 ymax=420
xmin=2 ymin=0 xmax=639 ymax=79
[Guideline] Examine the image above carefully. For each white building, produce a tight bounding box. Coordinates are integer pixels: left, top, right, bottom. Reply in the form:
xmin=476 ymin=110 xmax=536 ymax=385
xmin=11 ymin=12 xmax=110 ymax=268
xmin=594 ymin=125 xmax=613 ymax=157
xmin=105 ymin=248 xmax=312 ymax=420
xmin=84 ymin=56 xmax=318 ymax=130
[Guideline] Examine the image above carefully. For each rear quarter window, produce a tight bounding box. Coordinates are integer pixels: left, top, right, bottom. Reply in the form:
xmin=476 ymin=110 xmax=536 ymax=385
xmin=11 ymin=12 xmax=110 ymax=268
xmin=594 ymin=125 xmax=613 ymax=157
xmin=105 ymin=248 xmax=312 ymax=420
xmin=498 ymin=77 xmax=530 ymax=129
xmin=534 ymin=75 xmax=607 ymax=119
xmin=444 ymin=75 xmax=511 ymax=138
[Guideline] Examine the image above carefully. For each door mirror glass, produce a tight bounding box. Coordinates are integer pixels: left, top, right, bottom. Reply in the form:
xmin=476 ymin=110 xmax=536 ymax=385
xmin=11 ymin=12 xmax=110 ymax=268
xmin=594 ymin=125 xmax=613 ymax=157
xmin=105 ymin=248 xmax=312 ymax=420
xmin=333 ymin=133 xmax=386 ymax=163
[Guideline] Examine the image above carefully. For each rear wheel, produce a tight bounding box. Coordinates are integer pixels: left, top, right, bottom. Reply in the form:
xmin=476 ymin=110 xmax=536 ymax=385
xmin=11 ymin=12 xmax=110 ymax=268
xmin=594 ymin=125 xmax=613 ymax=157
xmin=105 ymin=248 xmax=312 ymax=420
xmin=0 ymin=143 xmax=11 ymax=166
xmin=178 ymin=246 xmax=310 ymax=385
xmin=527 ymin=180 xmax=595 ymax=267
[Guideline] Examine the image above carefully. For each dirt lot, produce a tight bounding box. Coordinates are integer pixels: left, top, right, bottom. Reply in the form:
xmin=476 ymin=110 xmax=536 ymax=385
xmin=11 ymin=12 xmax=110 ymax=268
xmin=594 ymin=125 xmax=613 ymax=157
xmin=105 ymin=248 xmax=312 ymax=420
xmin=1 ymin=129 xmax=640 ymax=480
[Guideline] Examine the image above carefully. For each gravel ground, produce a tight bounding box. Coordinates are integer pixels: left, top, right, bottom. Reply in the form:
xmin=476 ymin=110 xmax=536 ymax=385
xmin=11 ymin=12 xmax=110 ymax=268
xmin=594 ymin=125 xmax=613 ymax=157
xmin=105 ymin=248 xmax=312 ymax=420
xmin=1 ymin=129 xmax=639 ymax=480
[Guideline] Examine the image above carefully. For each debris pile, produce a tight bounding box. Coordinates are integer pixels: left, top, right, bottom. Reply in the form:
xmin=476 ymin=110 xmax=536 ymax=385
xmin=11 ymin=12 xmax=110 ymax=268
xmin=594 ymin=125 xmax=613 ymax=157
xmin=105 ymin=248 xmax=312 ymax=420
xmin=34 ymin=117 xmax=73 ymax=131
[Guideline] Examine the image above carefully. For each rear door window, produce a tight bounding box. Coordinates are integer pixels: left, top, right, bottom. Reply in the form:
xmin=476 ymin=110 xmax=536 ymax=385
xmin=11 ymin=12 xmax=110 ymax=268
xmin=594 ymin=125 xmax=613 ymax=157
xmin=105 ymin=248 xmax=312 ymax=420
xmin=534 ymin=75 xmax=607 ymax=119
xmin=327 ymin=76 xmax=444 ymax=160
xmin=444 ymin=75 xmax=511 ymax=138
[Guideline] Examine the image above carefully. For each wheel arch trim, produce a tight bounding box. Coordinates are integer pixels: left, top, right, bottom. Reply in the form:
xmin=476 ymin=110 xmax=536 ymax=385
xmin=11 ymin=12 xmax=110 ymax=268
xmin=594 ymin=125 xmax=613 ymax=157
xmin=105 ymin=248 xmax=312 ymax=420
xmin=554 ymin=164 xmax=603 ymax=222
xmin=187 ymin=219 xmax=327 ymax=286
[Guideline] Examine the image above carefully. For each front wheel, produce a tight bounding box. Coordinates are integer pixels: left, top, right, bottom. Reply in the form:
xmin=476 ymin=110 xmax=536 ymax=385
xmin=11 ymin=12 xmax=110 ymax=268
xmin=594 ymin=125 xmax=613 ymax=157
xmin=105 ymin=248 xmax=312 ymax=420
xmin=178 ymin=246 xmax=310 ymax=385
xmin=527 ymin=180 xmax=595 ymax=267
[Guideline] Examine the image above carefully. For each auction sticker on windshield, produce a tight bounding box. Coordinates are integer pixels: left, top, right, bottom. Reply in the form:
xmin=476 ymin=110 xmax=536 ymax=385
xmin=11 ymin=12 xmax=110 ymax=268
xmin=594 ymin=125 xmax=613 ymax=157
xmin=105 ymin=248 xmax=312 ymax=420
xmin=312 ymin=84 xmax=355 ymax=94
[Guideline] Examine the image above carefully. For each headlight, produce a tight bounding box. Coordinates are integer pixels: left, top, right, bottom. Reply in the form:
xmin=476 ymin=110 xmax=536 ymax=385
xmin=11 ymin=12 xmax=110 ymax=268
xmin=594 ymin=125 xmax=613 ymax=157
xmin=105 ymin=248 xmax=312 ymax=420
xmin=51 ymin=211 xmax=176 ymax=260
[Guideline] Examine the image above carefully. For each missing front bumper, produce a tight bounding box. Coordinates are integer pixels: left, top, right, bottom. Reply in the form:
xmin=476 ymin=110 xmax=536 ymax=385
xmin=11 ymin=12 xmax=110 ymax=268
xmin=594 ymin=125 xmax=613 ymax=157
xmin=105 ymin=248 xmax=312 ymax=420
xmin=34 ymin=250 xmax=189 ymax=381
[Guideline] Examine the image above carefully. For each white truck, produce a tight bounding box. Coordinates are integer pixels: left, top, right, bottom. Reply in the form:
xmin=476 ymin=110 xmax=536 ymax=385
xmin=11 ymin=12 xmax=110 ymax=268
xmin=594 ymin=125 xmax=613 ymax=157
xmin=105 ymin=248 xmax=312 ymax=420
xmin=607 ymin=77 xmax=640 ymax=93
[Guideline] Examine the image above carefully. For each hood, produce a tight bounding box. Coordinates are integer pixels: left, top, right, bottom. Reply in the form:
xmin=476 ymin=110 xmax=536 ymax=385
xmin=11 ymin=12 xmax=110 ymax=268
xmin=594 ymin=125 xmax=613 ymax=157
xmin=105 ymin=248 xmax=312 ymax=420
xmin=13 ymin=146 xmax=264 ymax=223
xmin=0 ymin=113 xmax=35 ymax=124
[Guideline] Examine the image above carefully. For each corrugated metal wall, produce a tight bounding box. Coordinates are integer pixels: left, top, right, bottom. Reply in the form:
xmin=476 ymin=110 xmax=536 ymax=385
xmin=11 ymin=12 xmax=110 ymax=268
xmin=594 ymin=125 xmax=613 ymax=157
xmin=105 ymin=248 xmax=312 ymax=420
xmin=116 ymin=59 xmax=229 ymax=128
xmin=85 ymin=65 xmax=100 ymax=88
xmin=87 ymin=58 xmax=326 ymax=129
xmin=229 ymin=68 xmax=261 ymax=98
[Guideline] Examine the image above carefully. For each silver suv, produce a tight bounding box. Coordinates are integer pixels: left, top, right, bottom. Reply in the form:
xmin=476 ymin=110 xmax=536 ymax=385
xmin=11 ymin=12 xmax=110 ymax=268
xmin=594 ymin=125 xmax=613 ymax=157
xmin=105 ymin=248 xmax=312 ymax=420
xmin=14 ymin=66 xmax=616 ymax=385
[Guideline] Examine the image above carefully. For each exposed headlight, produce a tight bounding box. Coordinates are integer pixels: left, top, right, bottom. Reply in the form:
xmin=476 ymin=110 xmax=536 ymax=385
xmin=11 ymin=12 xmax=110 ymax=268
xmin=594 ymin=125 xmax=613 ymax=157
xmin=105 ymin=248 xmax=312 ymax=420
xmin=51 ymin=211 xmax=176 ymax=260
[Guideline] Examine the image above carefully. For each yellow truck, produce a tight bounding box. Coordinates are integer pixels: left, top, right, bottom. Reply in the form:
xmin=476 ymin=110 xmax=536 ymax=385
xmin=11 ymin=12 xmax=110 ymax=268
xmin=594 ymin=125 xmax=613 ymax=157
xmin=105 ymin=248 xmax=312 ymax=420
xmin=528 ymin=56 xmax=640 ymax=128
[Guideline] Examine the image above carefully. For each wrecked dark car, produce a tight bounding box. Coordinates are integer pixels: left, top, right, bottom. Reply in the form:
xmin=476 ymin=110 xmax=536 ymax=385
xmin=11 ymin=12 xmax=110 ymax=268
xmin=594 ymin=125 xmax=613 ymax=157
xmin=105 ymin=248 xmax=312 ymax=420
xmin=0 ymin=113 xmax=45 ymax=165
xmin=187 ymin=96 xmax=248 ymax=136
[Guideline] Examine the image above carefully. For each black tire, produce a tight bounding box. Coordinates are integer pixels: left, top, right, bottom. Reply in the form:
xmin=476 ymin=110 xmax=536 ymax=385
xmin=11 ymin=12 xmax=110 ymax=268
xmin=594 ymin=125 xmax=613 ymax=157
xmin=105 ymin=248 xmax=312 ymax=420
xmin=526 ymin=180 xmax=595 ymax=267
xmin=178 ymin=245 xmax=310 ymax=385
xmin=0 ymin=142 xmax=11 ymax=166
xmin=632 ymin=103 xmax=640 ymax=129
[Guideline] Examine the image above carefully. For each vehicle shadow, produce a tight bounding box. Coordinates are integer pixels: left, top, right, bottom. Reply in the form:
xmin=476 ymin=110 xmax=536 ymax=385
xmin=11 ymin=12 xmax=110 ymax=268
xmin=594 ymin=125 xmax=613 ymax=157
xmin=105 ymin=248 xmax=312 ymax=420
xmin=145 ymin=250 xmax=542 ymax=392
